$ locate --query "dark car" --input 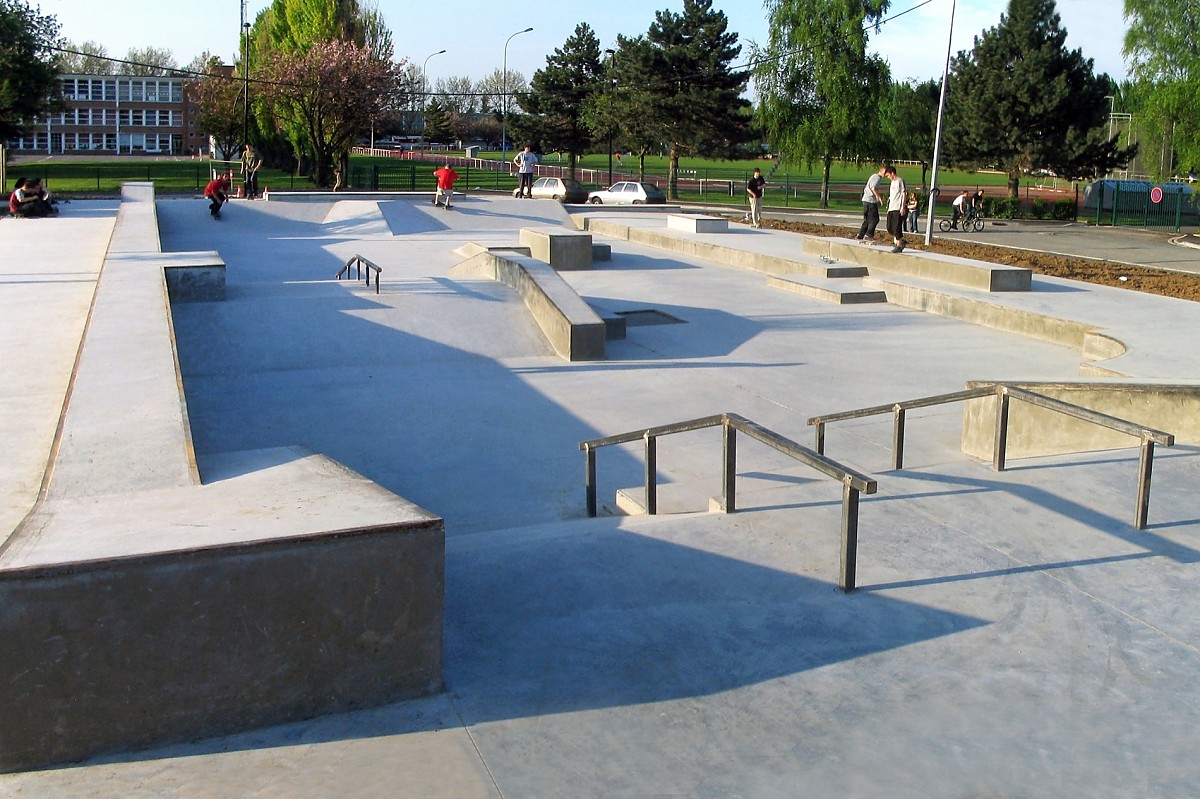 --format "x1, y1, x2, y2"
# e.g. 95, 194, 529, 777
530, 177, 589, 203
